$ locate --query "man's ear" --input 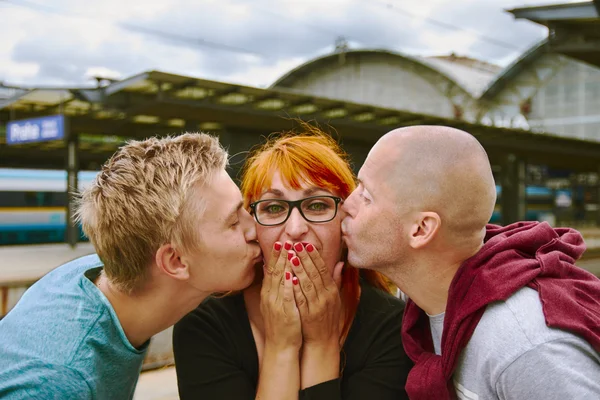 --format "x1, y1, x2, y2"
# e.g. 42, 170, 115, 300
155, 243, 190, 281
408, 212, 441, 249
